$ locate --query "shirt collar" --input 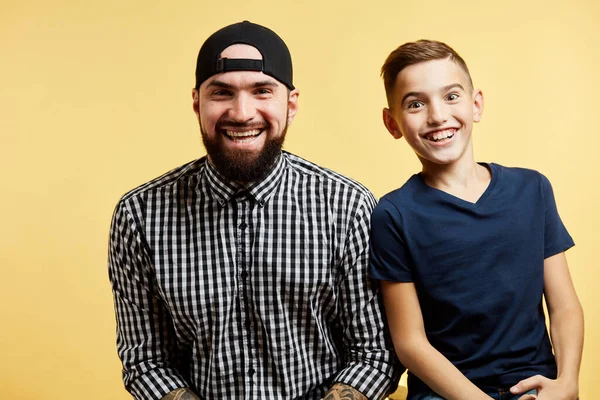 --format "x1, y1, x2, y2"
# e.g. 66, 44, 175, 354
204, 152, 288, 207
